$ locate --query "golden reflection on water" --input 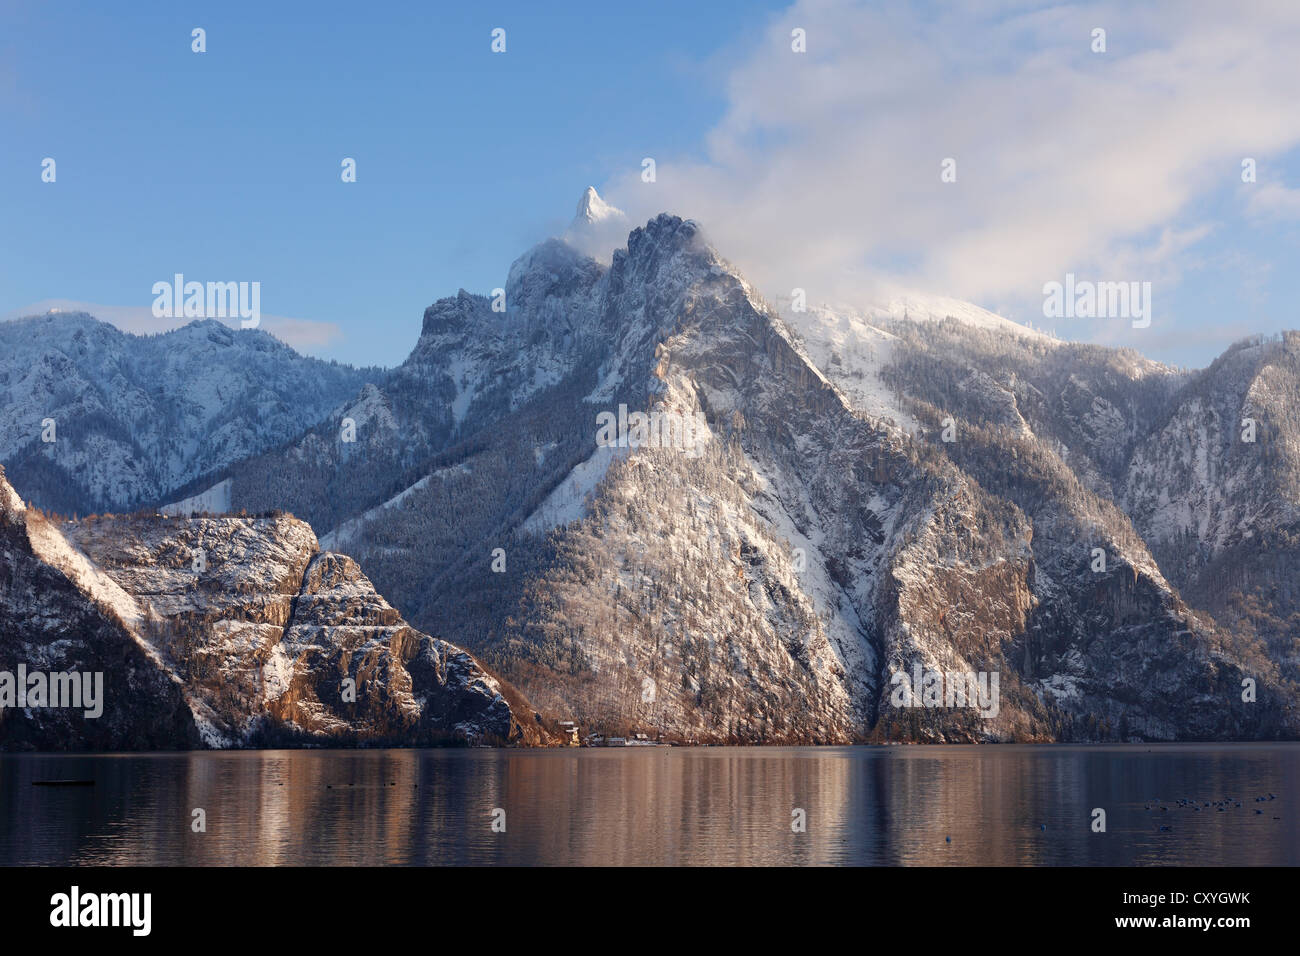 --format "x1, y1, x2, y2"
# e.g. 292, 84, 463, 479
0, 745, 1295, 866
